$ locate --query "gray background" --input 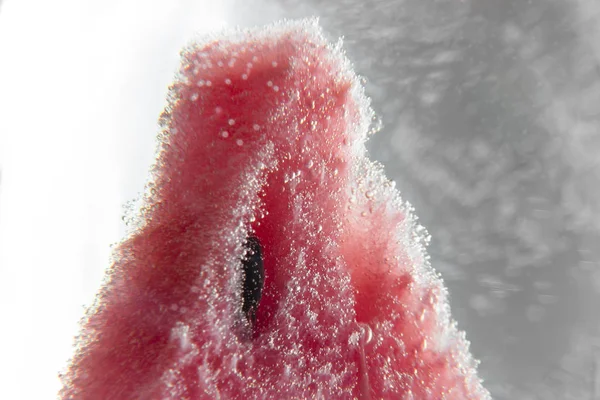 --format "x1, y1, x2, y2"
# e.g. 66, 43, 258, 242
235, 0, 600, 398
